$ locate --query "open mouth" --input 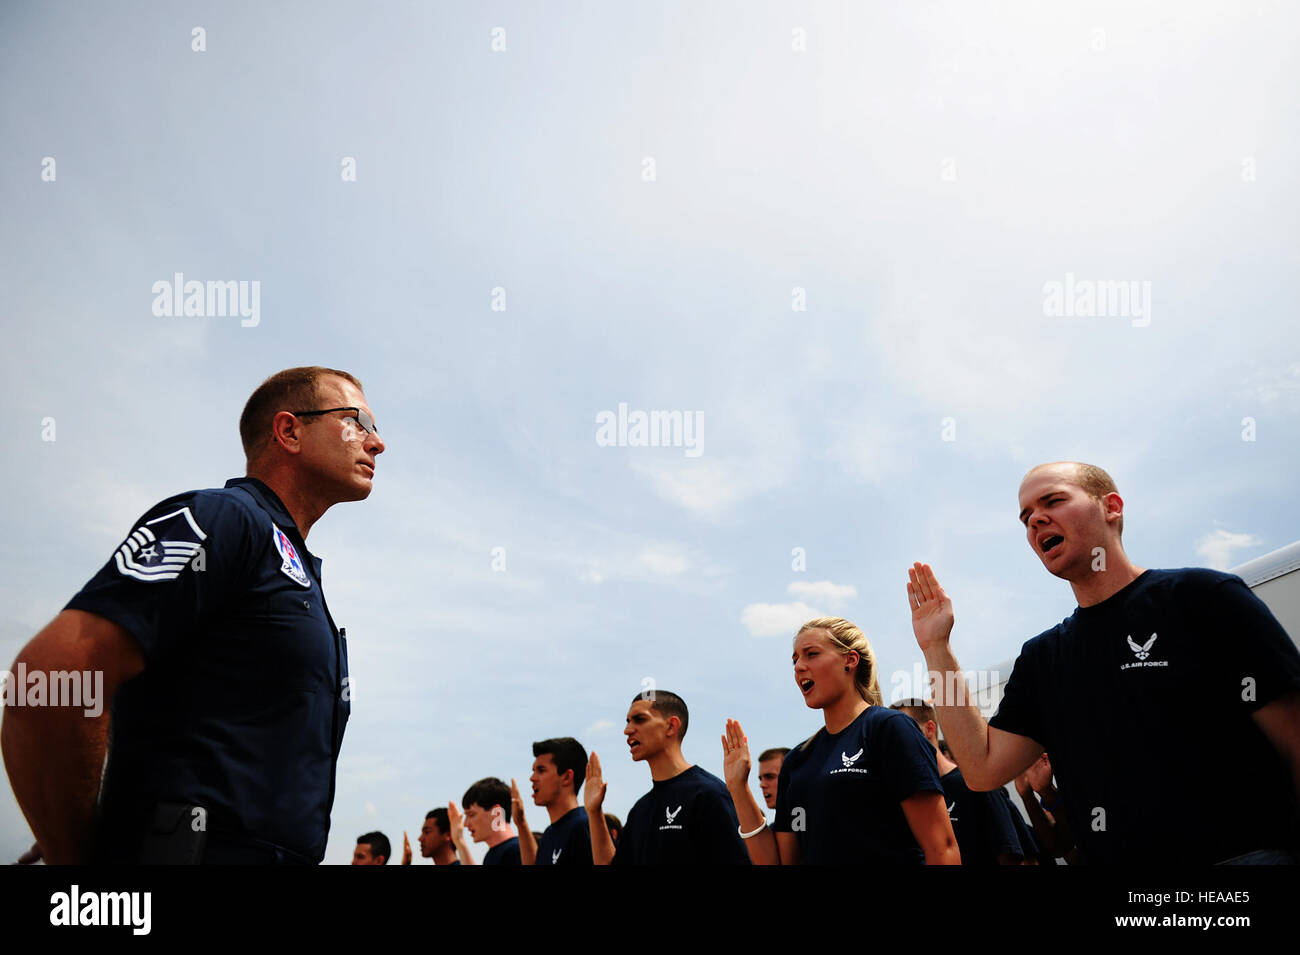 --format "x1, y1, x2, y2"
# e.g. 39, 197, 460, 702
1040, 534, 1064, 556
799, 679, 815, 695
